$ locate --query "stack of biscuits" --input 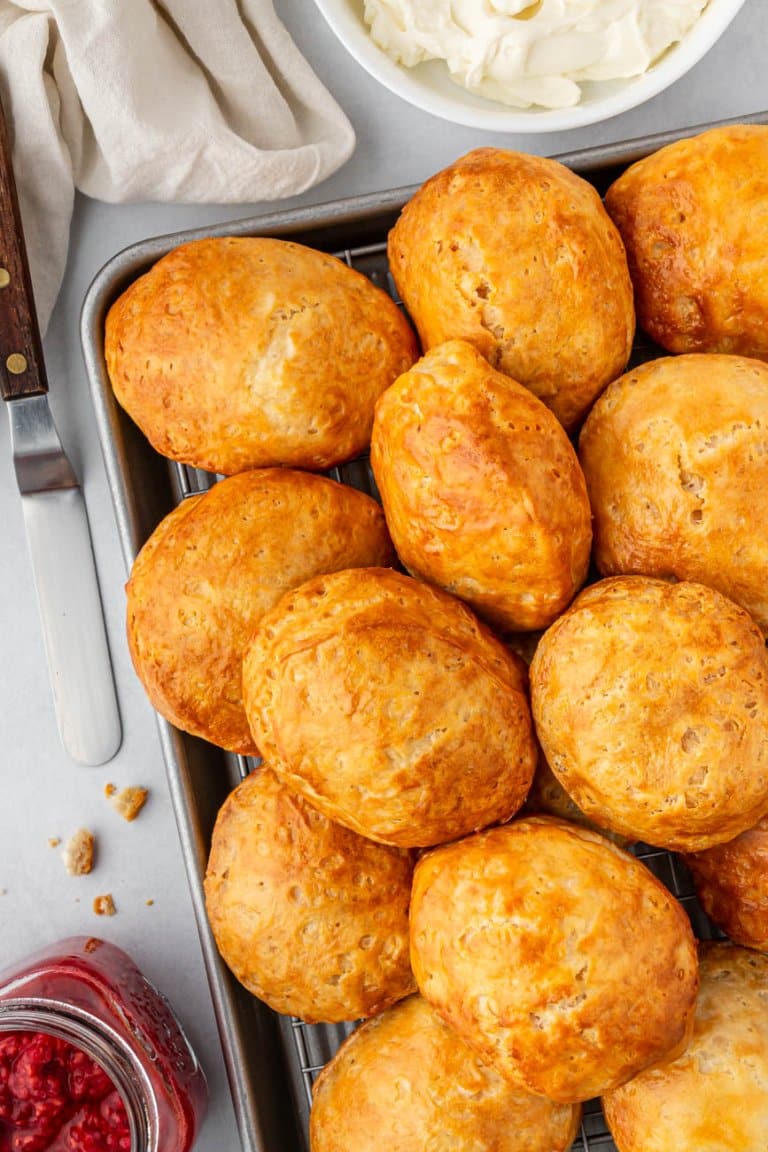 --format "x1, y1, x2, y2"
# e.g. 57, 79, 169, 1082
105, 123, 768, 1152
